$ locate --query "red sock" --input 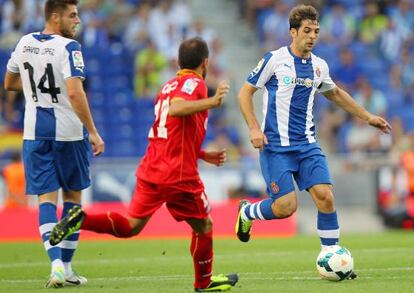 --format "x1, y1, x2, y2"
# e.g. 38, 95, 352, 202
81, 212, 133, 238
191, 231, 213, 289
